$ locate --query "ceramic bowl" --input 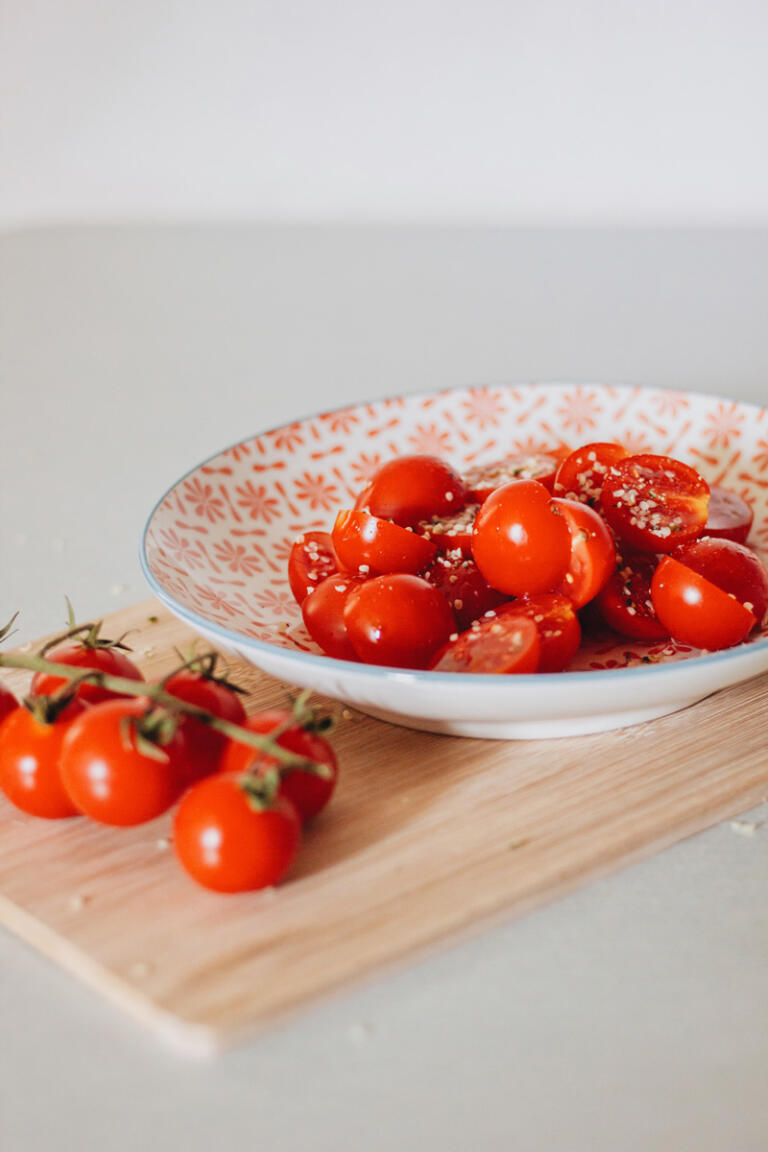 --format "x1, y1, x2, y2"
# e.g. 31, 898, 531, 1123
141, 383, 768, 738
